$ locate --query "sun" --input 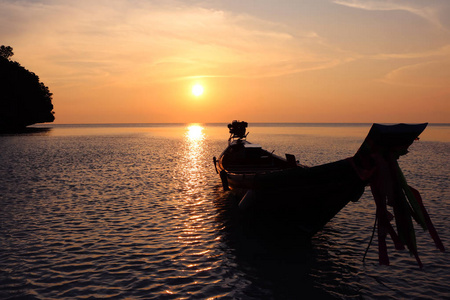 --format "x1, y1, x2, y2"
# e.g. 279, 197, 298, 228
192, 84, 204, 97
